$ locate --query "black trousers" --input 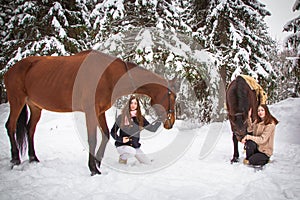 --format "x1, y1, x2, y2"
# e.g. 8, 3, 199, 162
245, 140, 269, 165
